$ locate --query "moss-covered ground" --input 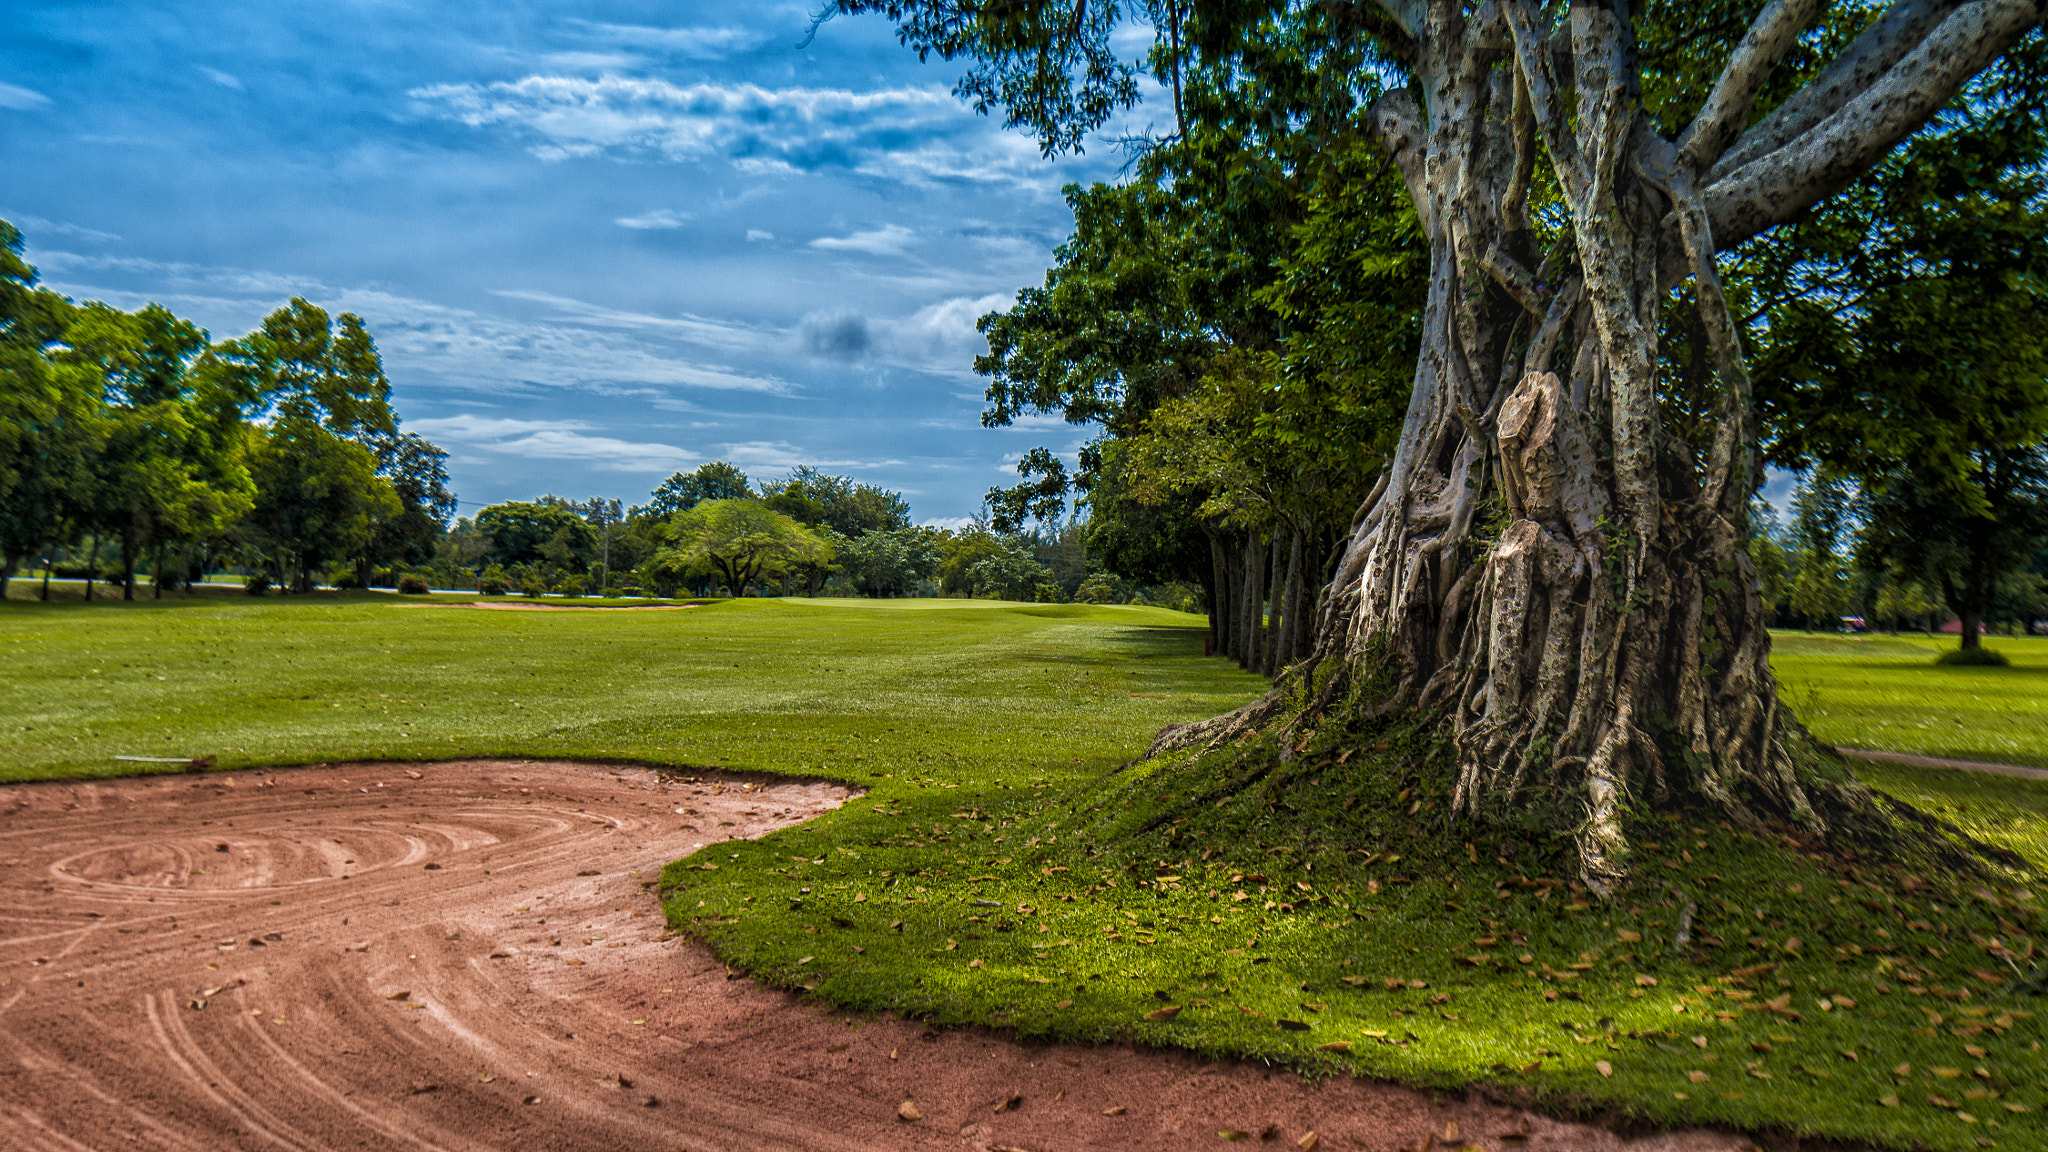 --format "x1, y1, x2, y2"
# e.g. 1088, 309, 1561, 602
8, 593, 2048, 1149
